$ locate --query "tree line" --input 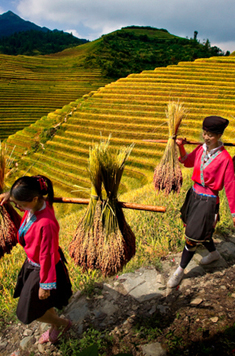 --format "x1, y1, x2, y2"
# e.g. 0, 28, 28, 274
0, 30, 88, 56
84, 30, 229, 79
